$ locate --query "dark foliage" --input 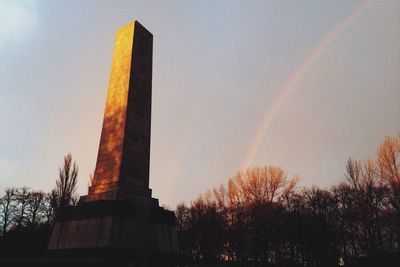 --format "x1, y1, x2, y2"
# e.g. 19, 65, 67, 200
176, 134, 400, 267
0, 153, 78, 258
